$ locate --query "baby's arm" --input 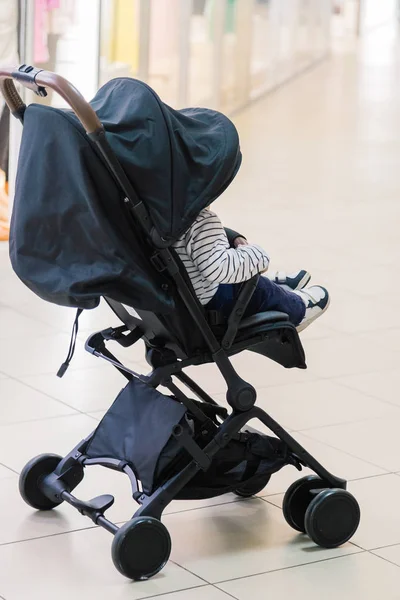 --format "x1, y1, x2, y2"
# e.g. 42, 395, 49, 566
224, 227, 245, 247
186, 210, 269, 284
